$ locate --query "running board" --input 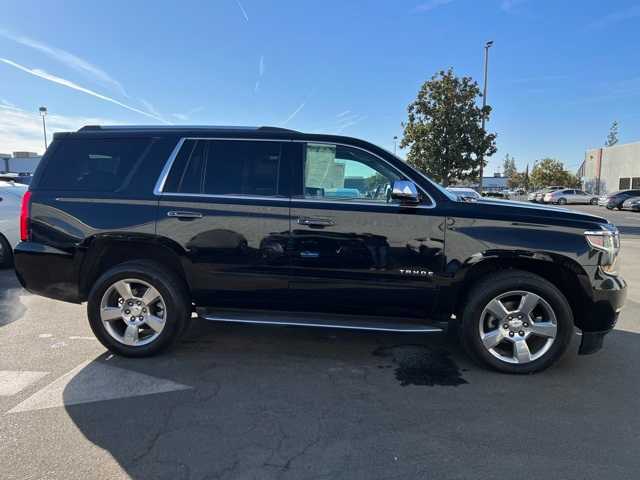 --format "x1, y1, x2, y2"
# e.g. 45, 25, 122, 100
197, 308, 442, 333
